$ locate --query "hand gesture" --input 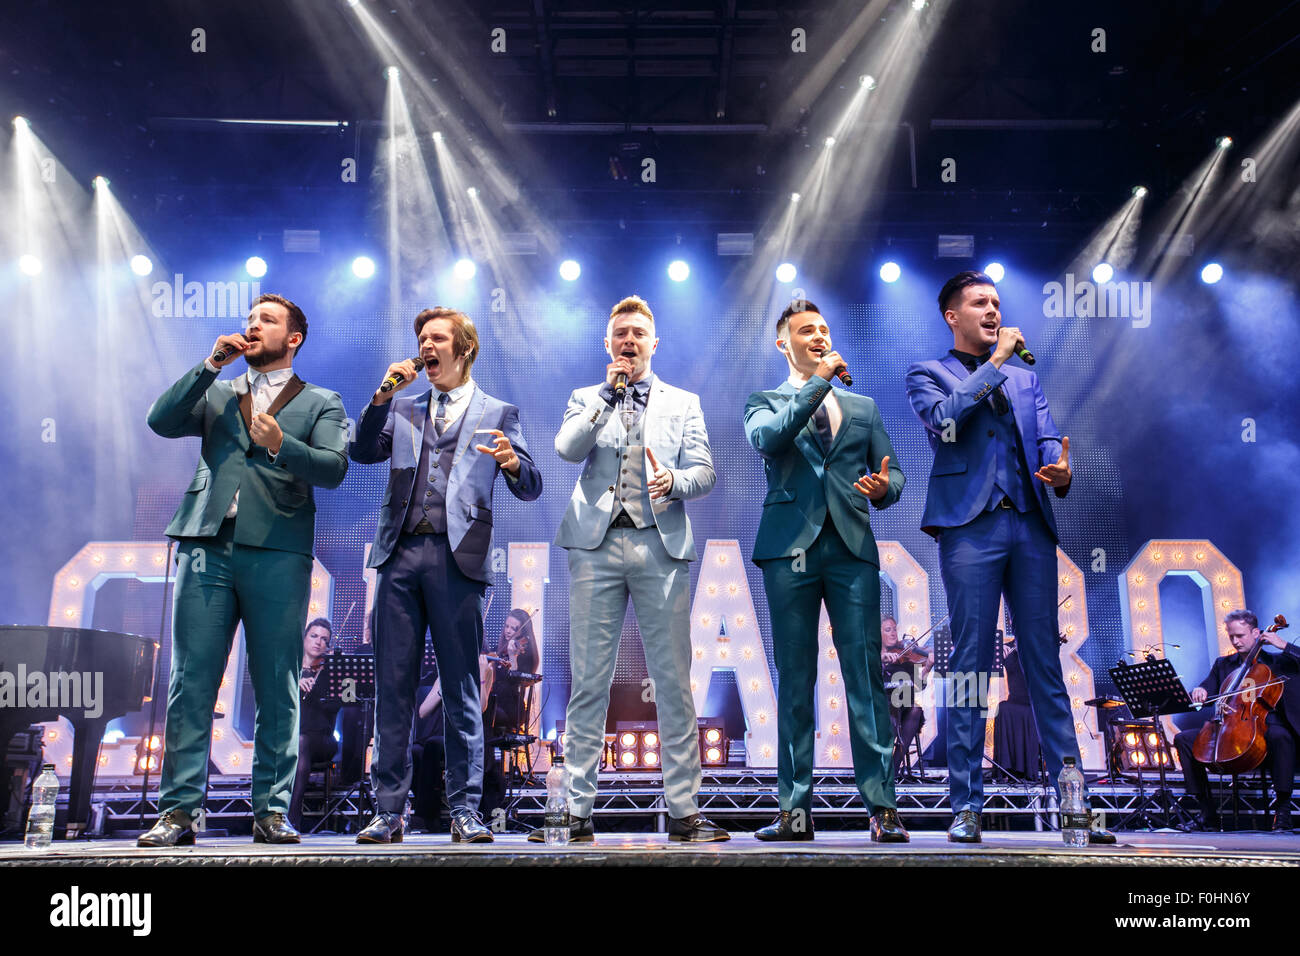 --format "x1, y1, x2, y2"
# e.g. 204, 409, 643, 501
299, 675, 316, 695
474, 429, 520, 474
210, 333, 249, 368
250, 412, 283, 454
1034, 436, 1071, 488
1192, 687, 1208, 705
853, 455, 891, 501
646, 448, 675, 500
